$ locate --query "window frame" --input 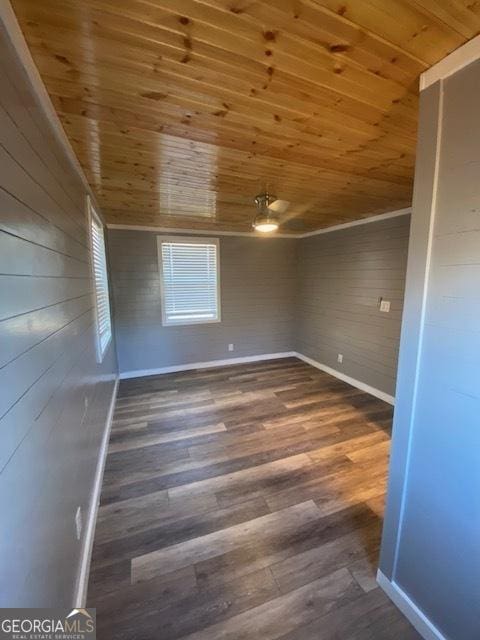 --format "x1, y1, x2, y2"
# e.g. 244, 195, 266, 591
157, 235, 222, 327
87, 196, 113, 362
